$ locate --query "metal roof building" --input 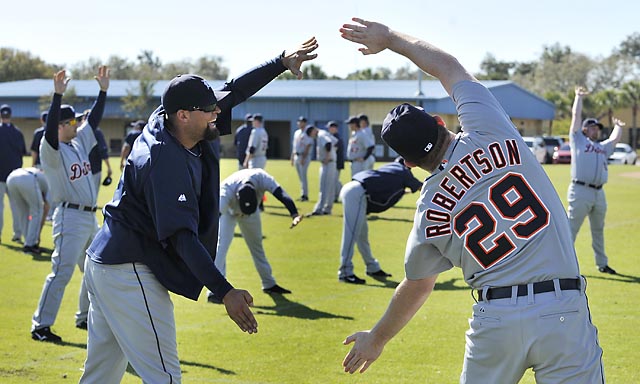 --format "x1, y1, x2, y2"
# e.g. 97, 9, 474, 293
0, 79, 555, 160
